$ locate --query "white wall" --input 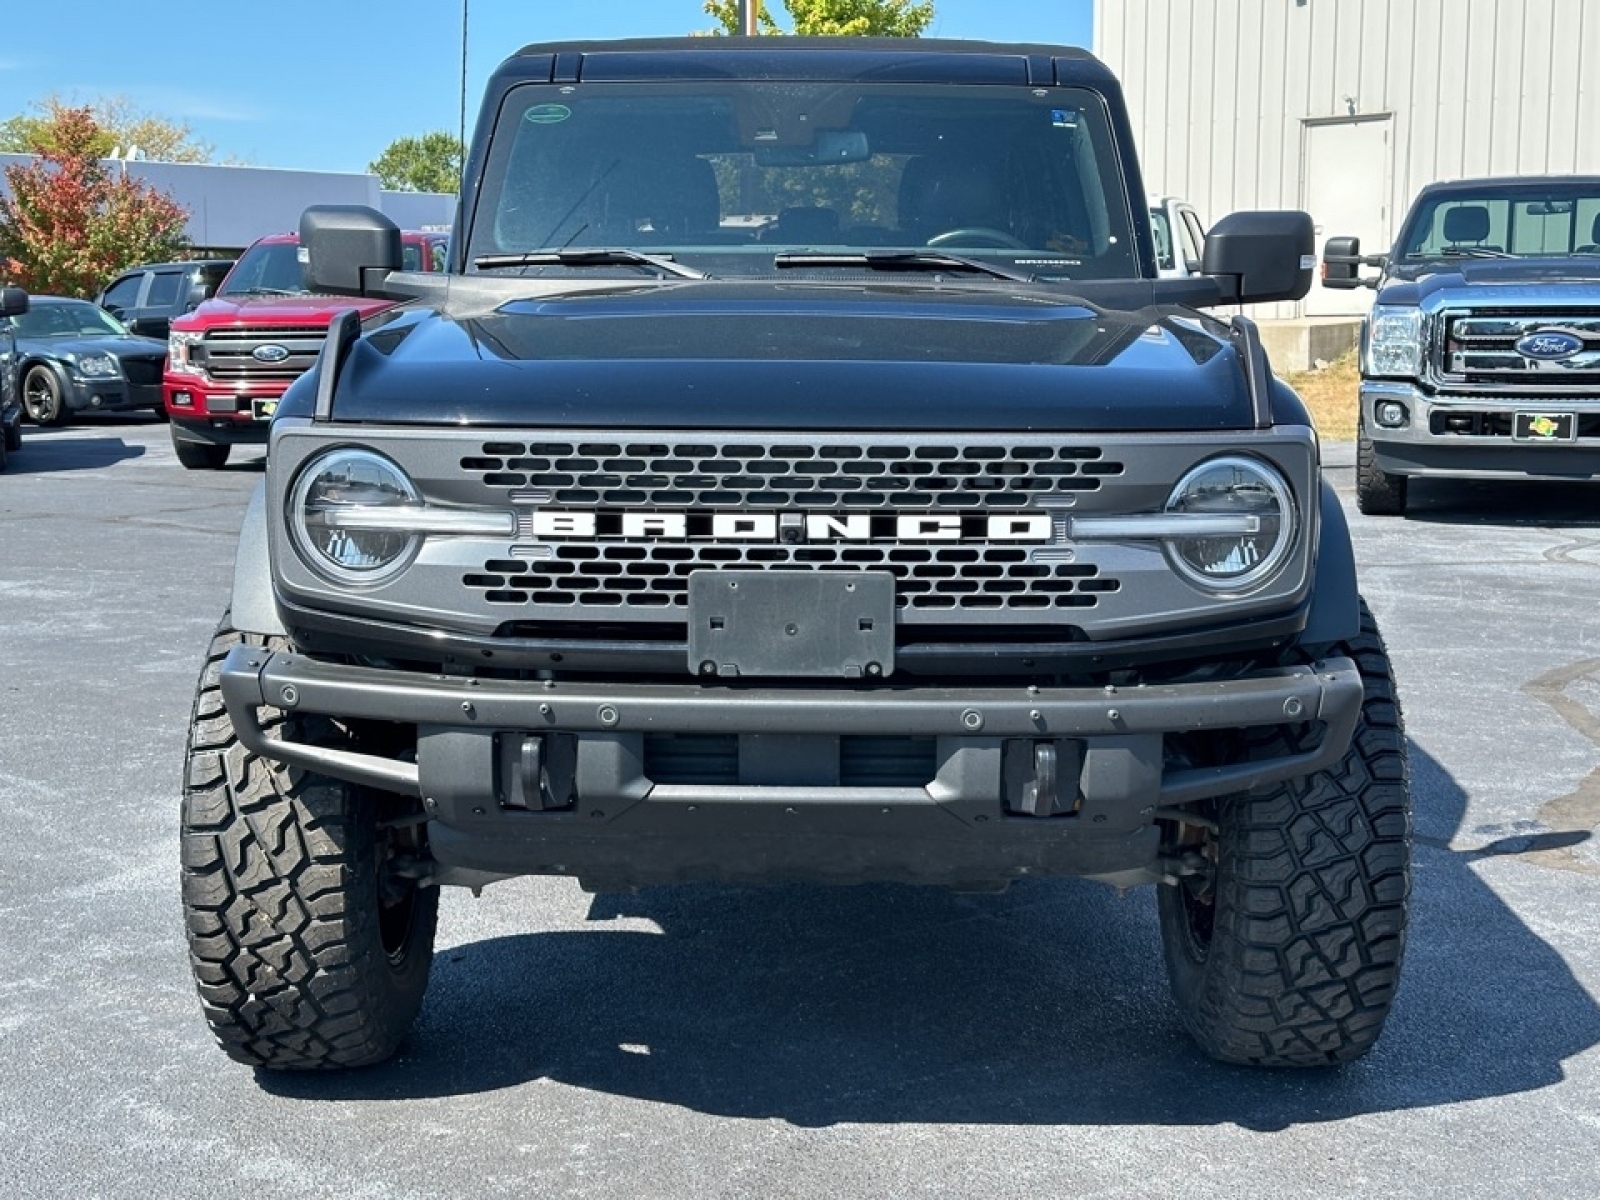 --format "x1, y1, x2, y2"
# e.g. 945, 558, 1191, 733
1096, 0, 1600, 317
